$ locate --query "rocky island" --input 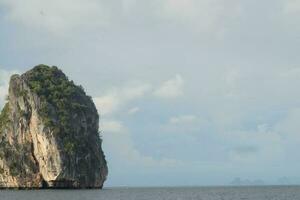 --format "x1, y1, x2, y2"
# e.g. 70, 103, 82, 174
0, 65, 108, 189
